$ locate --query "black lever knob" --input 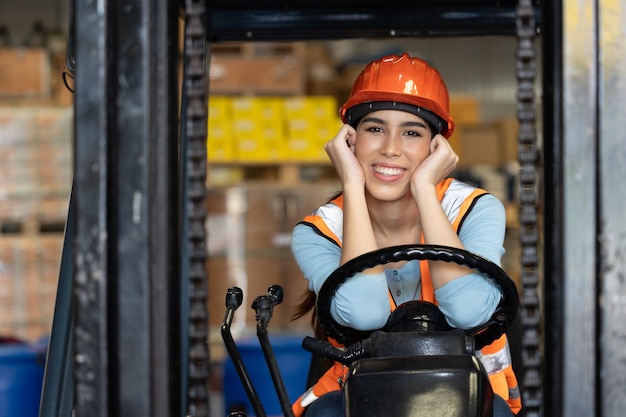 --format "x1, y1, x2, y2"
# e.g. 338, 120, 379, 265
267, 285, 283, 305
226, 286, 243, 310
